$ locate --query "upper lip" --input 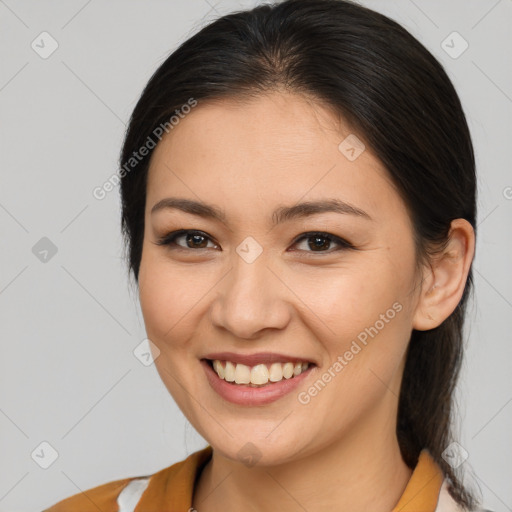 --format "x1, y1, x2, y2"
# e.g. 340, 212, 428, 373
201, 352, 316, 367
